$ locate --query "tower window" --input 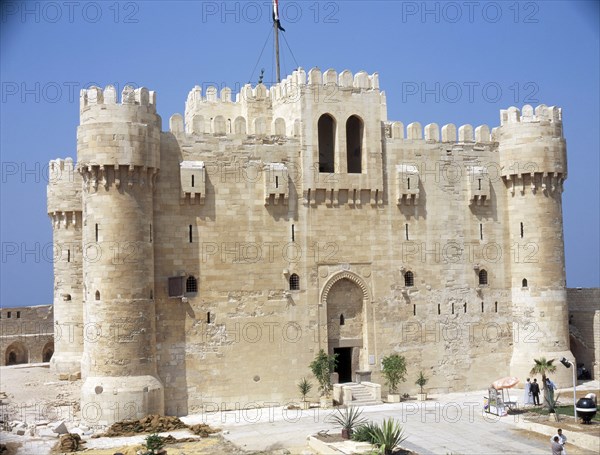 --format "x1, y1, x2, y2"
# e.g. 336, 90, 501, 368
404, 271, 414, 287
67, 249, 71, 263
191, 175, 195, 187
65, 294, 71, 301
189, 225, 193, 243
520, 222, 524, 238
405, 224, 409, 241
186, 276, 198, 293
207, 311, 212, 324
481, 301, 484, 312
291, 224, 295, 242
289, 273, 300, 290
437, 304, 441, 315
346, 115, 363, 173
95, 223, 99, 242
16, 311, 21, 319
478, 179, 482, 191
275, 176, 279, 188
340, 314, 345, 325
463, 302, 467, 313
522, 278, 528, 288
494, 301, 498, 313
95, 290, 100, 301
478, 269, 488, 286
479, 223, 483, 240
318, 114, 335, 173
413, 304, 416, 316
451, 303, 454, 315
